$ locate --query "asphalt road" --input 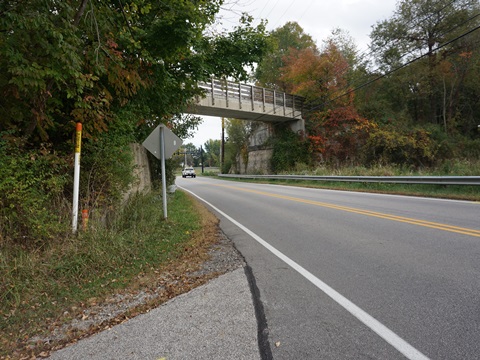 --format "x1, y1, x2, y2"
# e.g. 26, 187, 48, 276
177, 176, 480, 360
